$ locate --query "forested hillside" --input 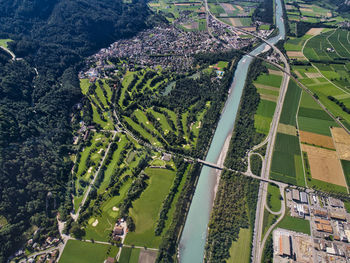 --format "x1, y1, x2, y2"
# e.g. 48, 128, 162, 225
0, 0, 157, 261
